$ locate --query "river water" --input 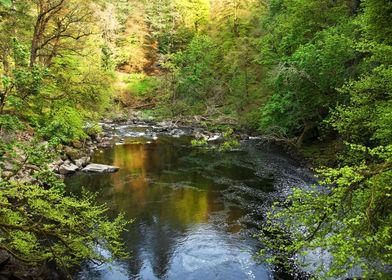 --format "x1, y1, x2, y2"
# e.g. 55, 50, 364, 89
65, 124, 314, 280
